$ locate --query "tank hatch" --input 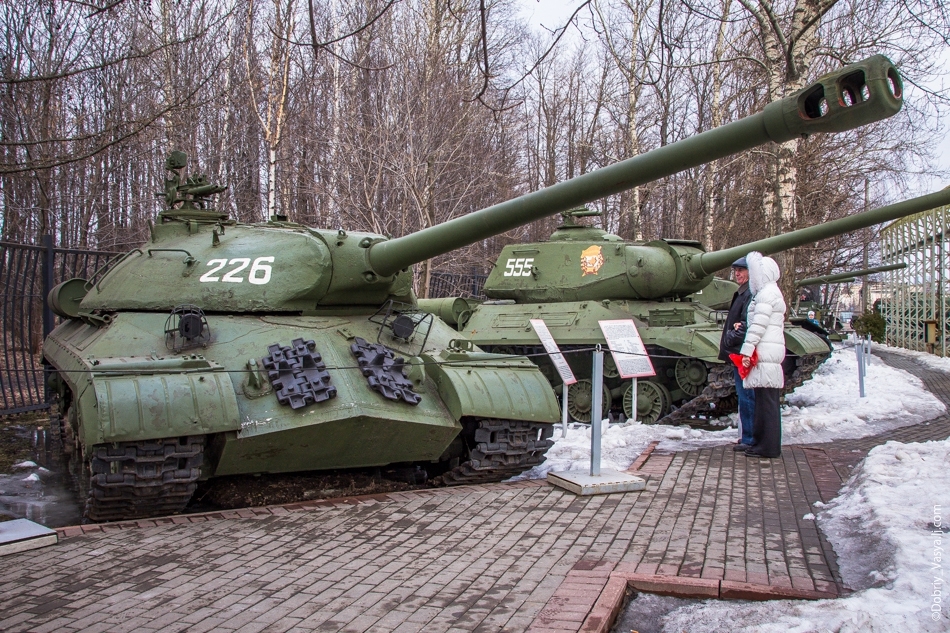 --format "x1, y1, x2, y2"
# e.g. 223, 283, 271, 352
548, 208, 623, 242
